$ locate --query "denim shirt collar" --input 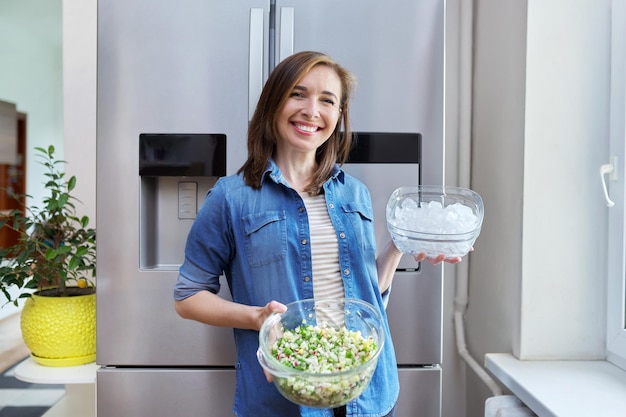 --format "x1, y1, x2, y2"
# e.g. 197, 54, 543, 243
262, 158, 345, 187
